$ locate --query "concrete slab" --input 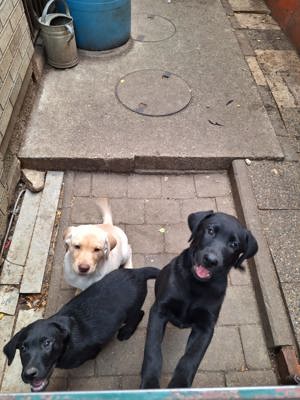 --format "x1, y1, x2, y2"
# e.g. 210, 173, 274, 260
235, 14, 280, 30
20, 171, 63, 293
19, 0, 282, 170
0, 285, 19, 315
228, 0, 270, 13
